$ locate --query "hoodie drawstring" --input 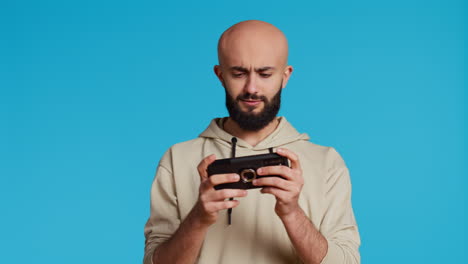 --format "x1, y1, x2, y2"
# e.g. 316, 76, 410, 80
231, 137, 237, 158
228, 137, 237, 225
